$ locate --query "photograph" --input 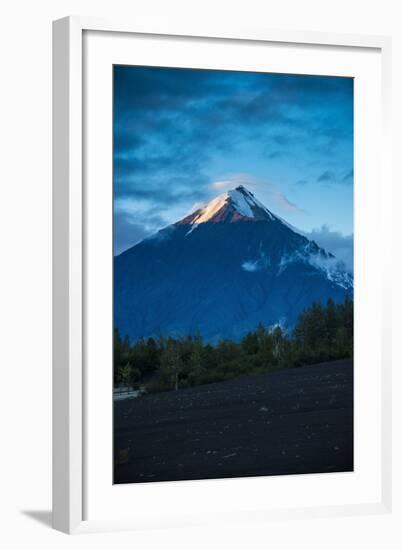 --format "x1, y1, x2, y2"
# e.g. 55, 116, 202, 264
112, 65, 354, 484
0, 1, 394, 543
